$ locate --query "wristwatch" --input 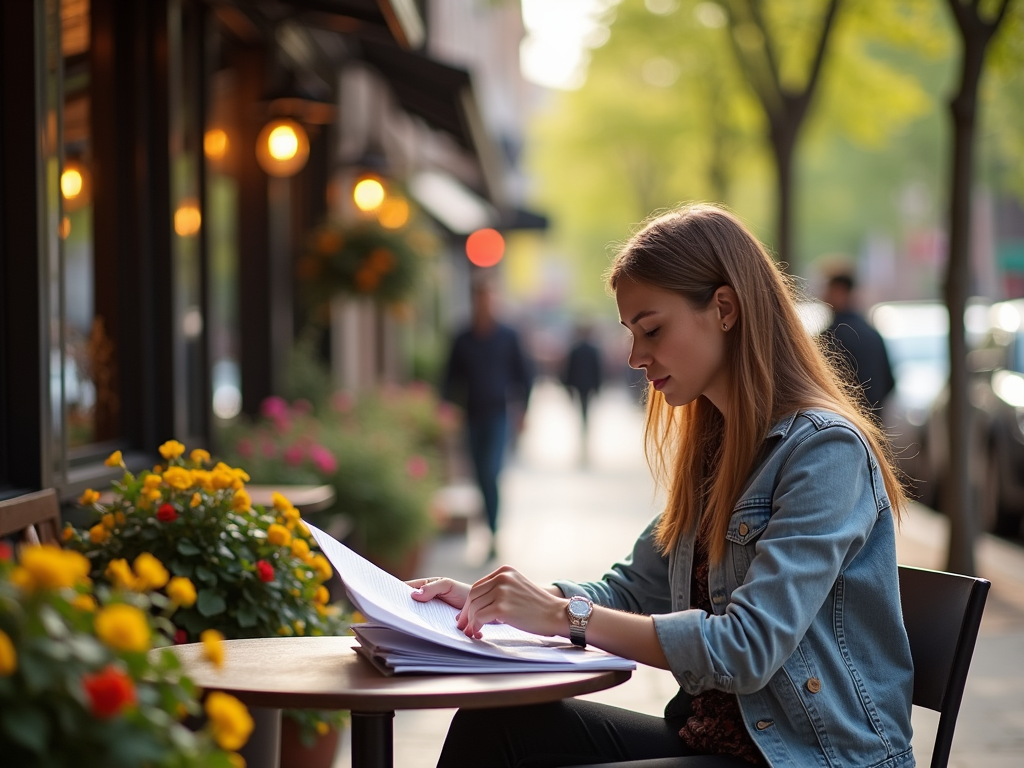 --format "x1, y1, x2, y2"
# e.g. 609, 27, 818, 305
566, 595, 594, 648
